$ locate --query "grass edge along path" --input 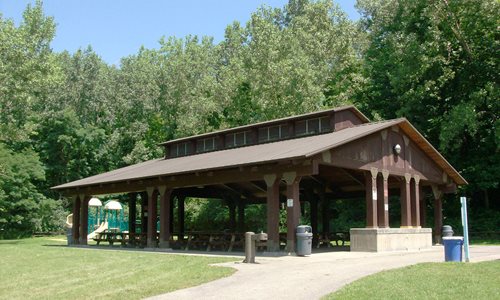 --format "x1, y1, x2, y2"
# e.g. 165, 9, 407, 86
0, 237, 237, 300
324, 260, 500, 300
